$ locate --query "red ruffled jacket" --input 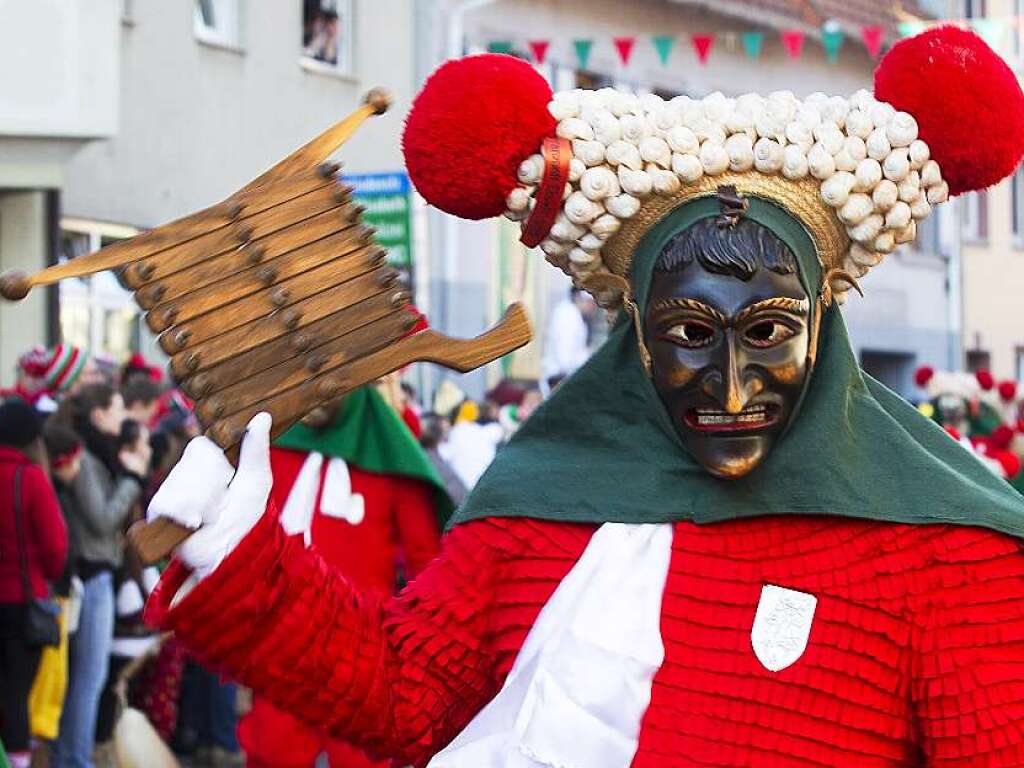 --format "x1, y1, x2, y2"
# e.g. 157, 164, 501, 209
149, 506, 1024, 767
